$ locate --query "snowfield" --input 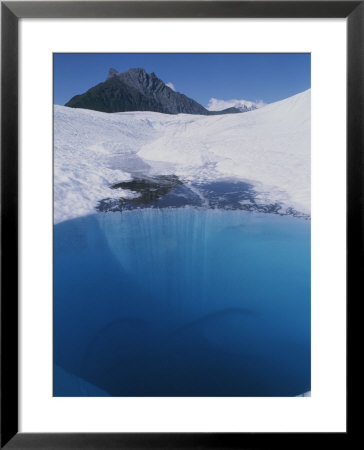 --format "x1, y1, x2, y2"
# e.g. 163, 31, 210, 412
54, 89, 310, 224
